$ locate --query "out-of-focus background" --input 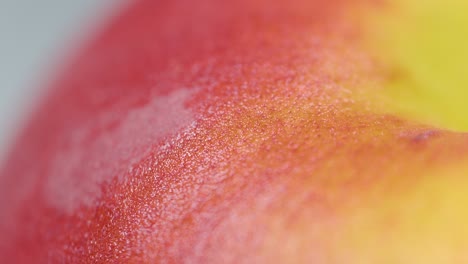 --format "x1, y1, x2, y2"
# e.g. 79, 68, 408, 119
0, 1, 123, 162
